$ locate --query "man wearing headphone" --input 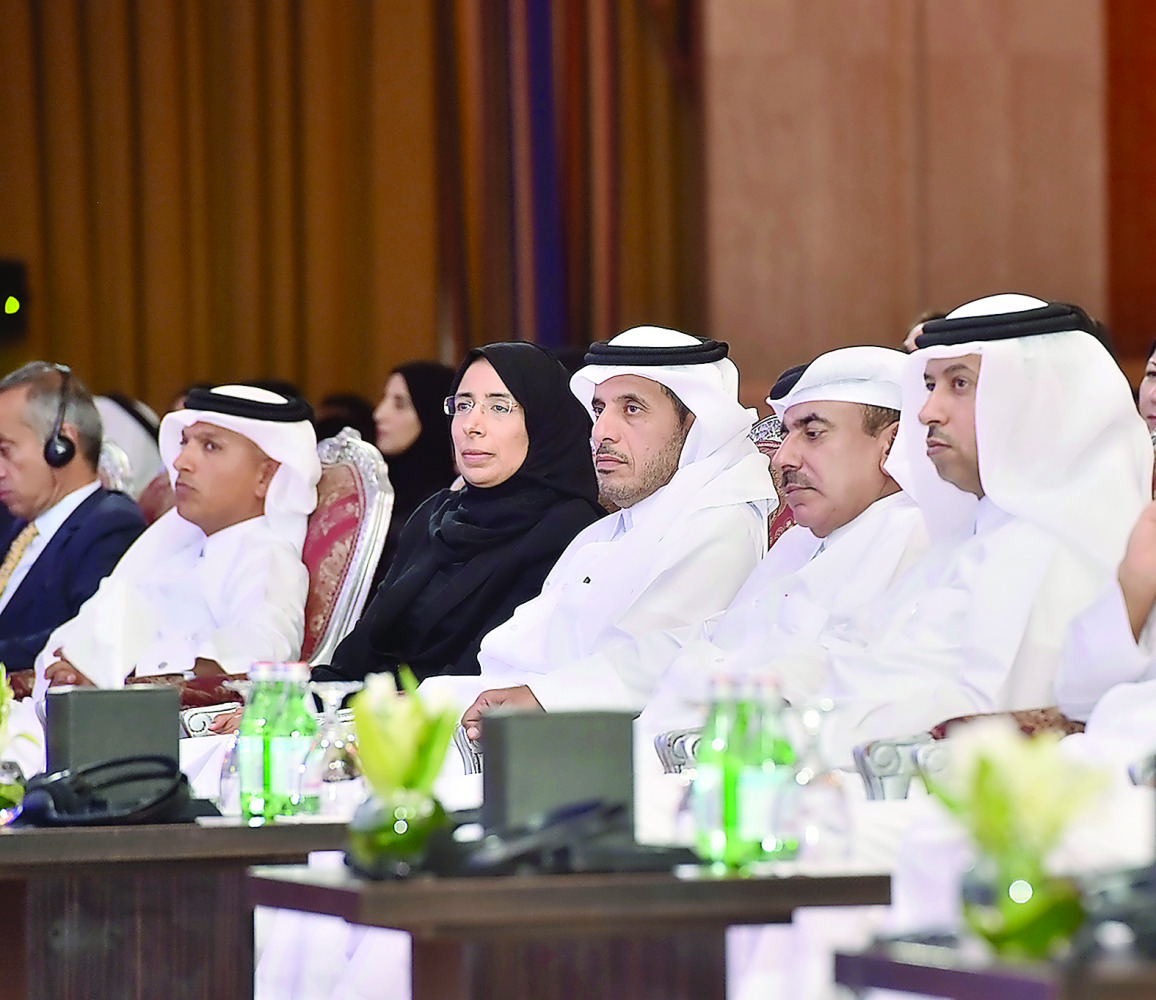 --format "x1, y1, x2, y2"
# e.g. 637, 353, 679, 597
0, 361, 145, 671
